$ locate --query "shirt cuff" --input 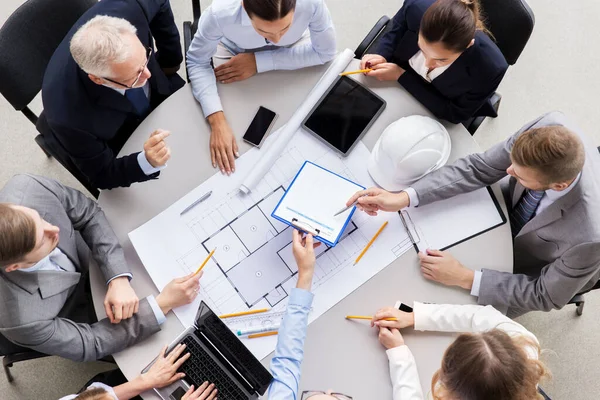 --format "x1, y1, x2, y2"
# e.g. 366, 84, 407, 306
254, 51, 275, 73
137, 151, 166, 176
106, 273, 132, 285
470, 270, 483, 297
146, 295, 167, 325
385, 344, 413, 362
404, 187, 419, 208
288, 287, 314, 308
